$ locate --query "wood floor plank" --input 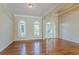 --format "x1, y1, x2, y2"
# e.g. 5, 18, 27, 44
0, 39, 79, 55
